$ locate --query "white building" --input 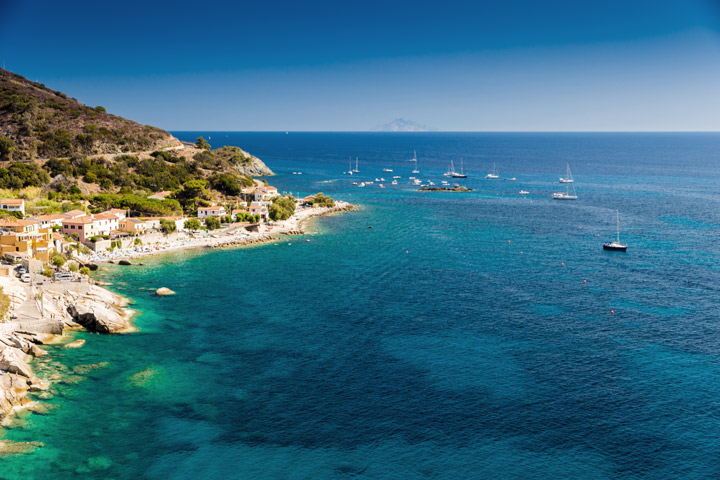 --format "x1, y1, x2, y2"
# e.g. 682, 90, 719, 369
254, 186, 279, 201
0, 199, 25, 216
198, 205, 226, 219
